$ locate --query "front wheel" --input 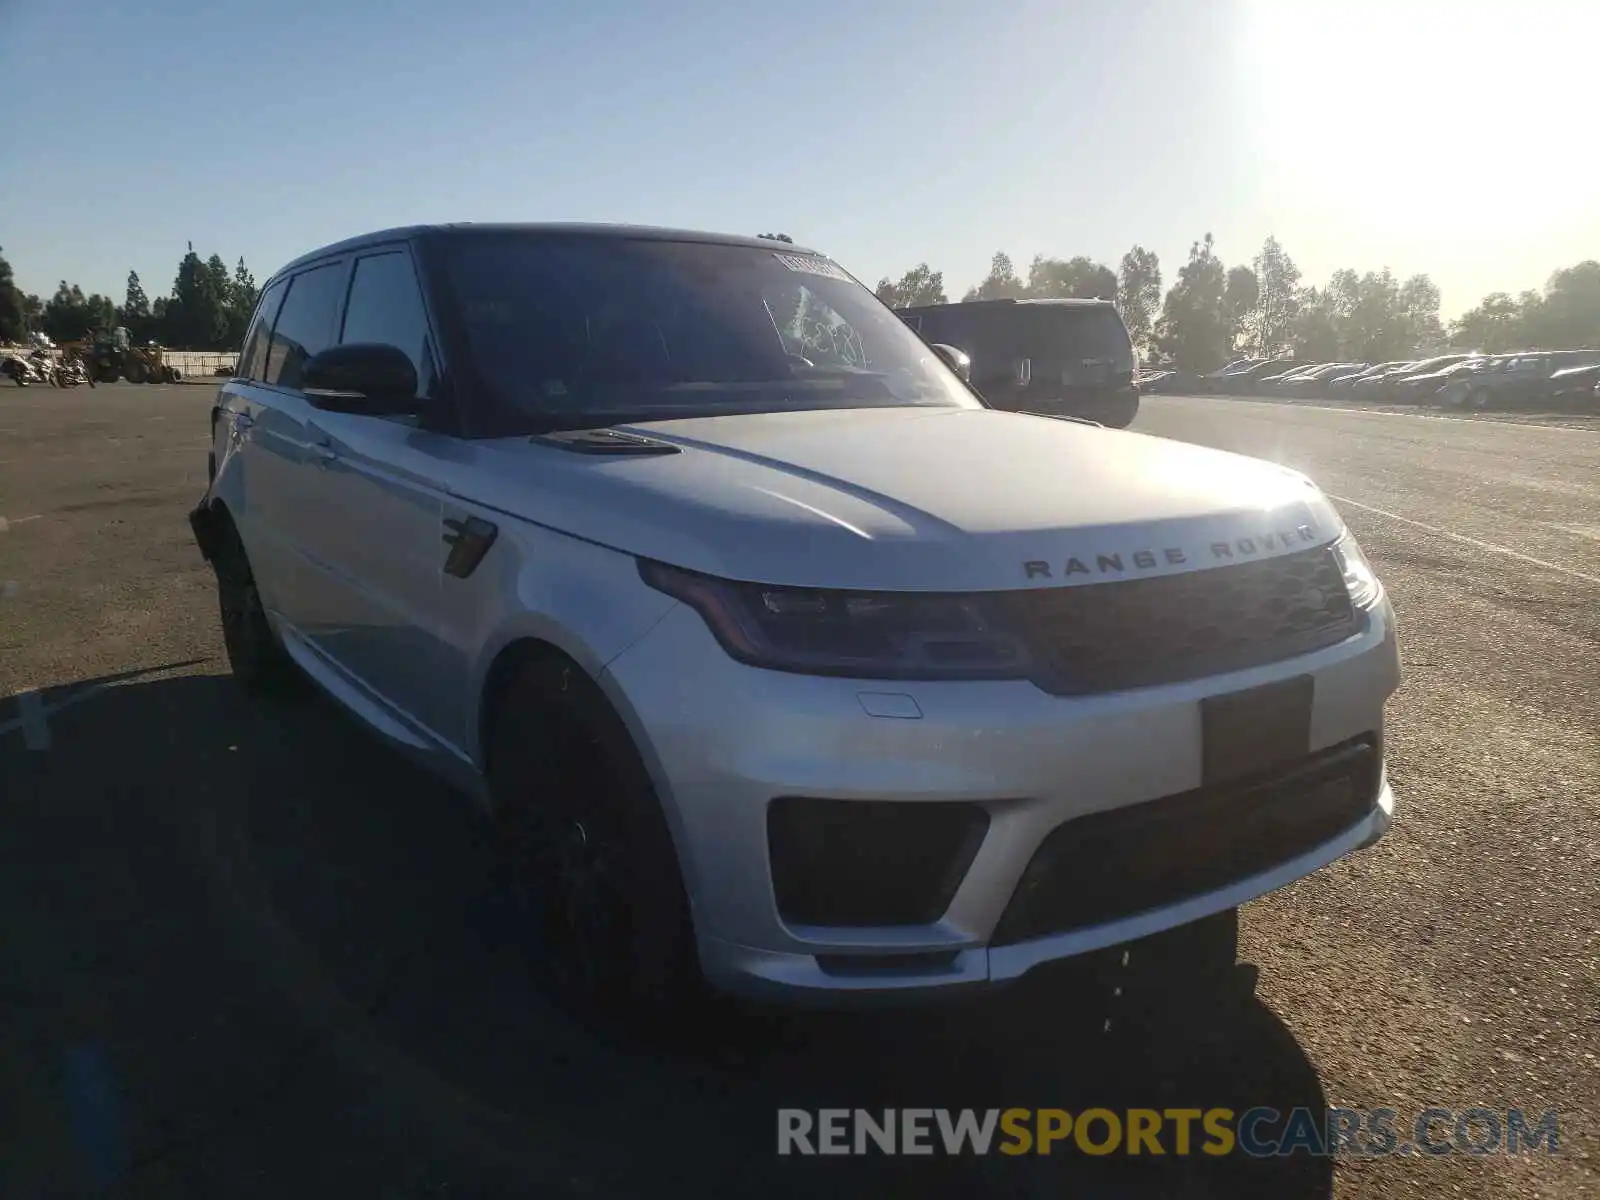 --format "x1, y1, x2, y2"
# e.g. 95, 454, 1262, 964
490, 656, 699, 1024
1103, 907, 1247, 1041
